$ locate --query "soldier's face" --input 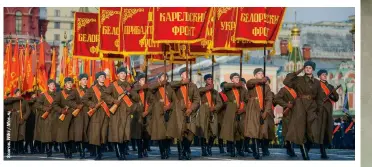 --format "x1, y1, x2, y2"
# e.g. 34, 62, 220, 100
205, 78, 213, 85
159, 75, 168, 82
80, 78, 88, 86
65, 82, 73, 89
255, 71, 264, 79
304, 66, 313, 74
139, 78, 145, 85
15, 92, 21, 97
181, 72, 187, 80
48, 83, 56, 91
232, 76, 240, 83
98, 75, 106, 83
117, 72, 126, 80
319, 73, 327, 81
